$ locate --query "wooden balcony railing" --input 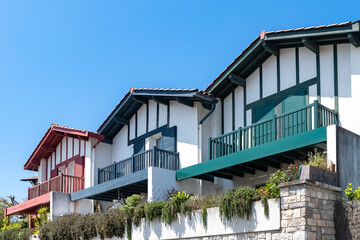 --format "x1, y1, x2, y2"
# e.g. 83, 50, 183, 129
98, 146, 180, 184
209, 100, 338, 160
28, 174, 84, 200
